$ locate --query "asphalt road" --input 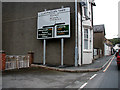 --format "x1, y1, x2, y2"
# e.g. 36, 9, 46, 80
83, 57, 120, 89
